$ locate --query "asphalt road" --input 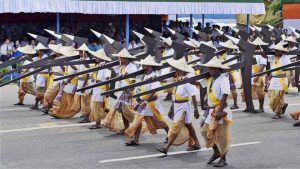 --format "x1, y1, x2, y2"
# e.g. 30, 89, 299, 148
0, 85, 299, 169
